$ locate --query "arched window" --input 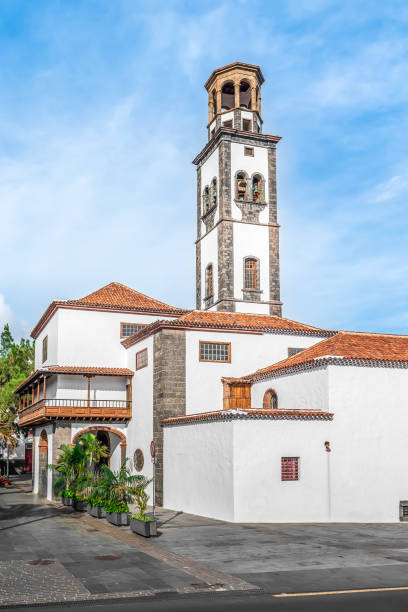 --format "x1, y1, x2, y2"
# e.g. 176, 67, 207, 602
203, 186, 210, 214
244, 257, 259, 290
263, 389, 278, 410
211, 178, 217, 207
205, 264, 213, 298
221, 81, 235, 111
239, 80, 251, 109
212, 89, 217, 118
252, 175, 261, 201
236, 172, 247, 200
